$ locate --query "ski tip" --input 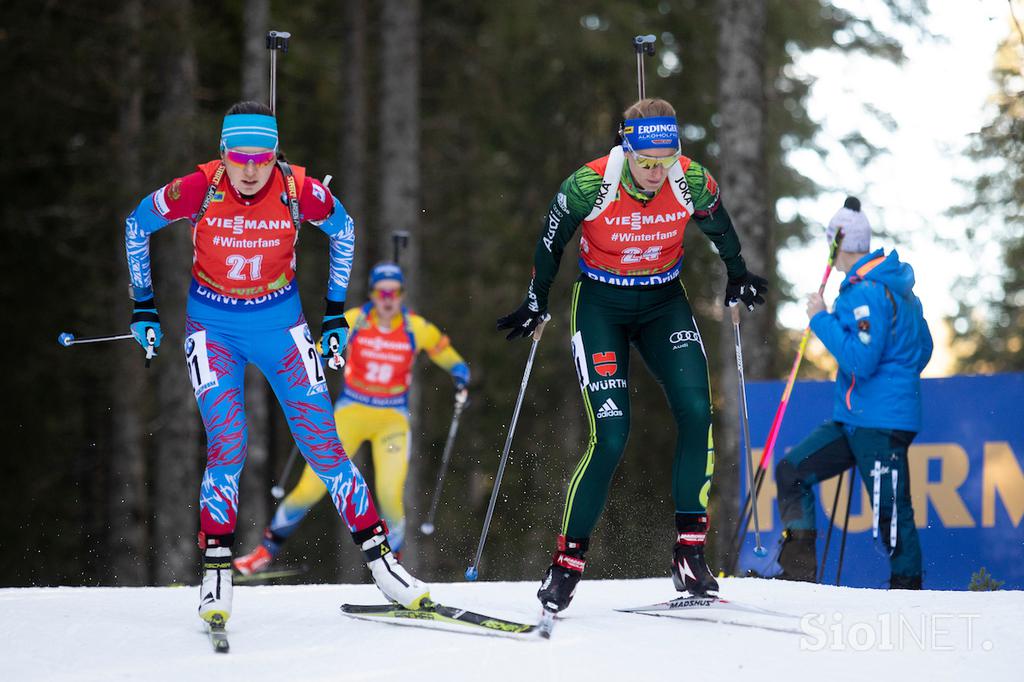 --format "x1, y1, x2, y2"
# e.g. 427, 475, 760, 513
464, 566, 478, 581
